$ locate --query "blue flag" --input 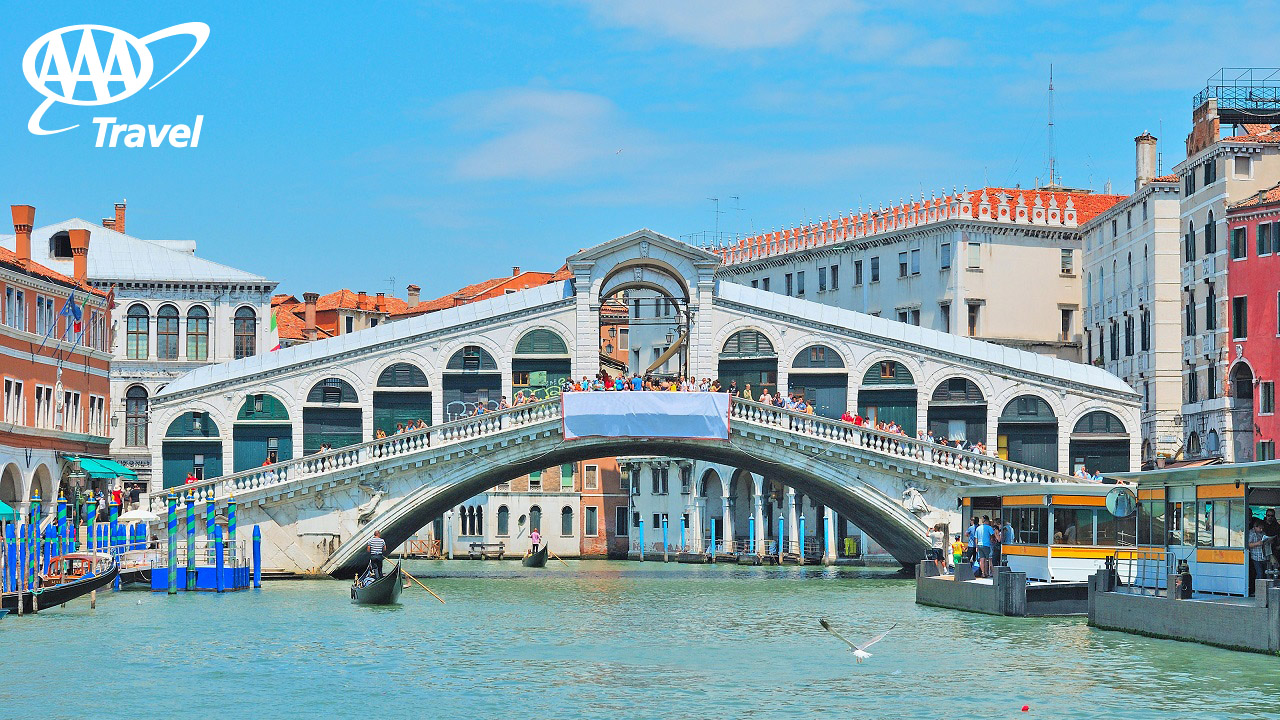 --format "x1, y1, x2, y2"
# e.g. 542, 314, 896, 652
59, 293, 82, 343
